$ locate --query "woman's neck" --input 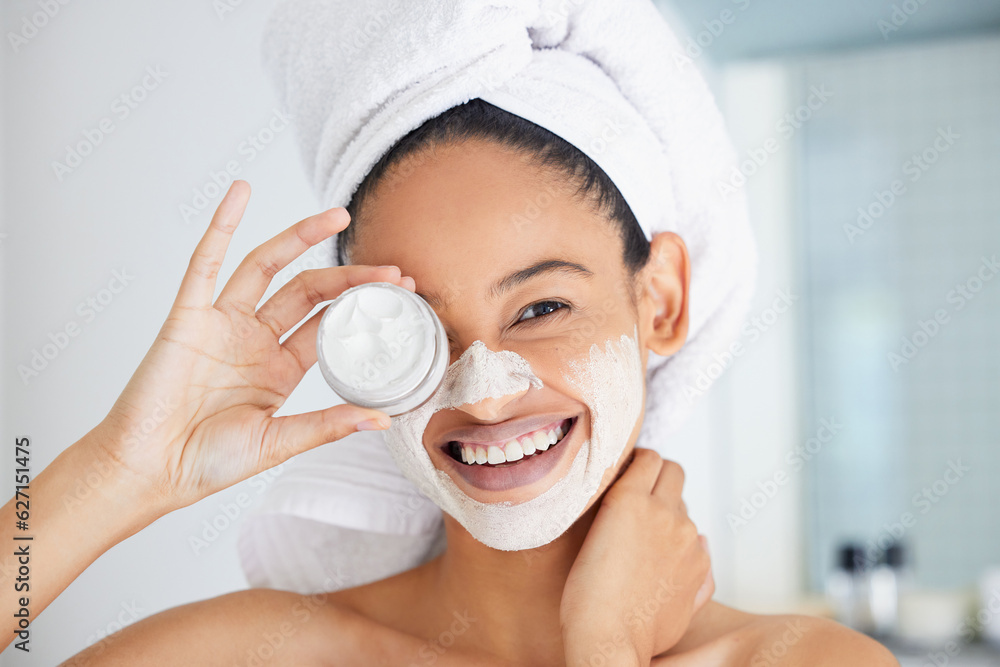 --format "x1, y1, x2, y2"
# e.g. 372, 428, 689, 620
425, 501, 600, 666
